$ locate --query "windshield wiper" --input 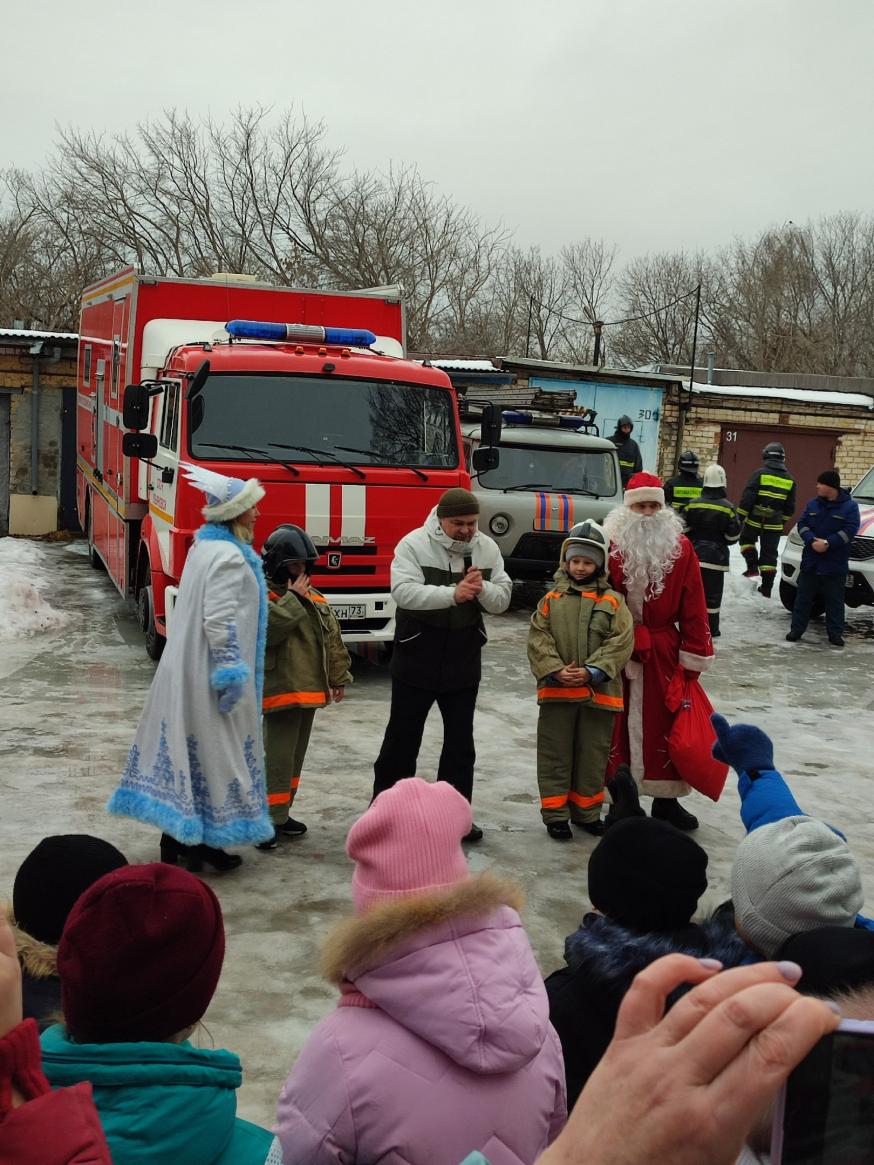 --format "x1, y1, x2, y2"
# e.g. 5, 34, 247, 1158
502, 483, 553, 492
501, 482, 600, 497
269, 443, 366, 481
198, 443, 300, 476
333, 445, 429, 482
